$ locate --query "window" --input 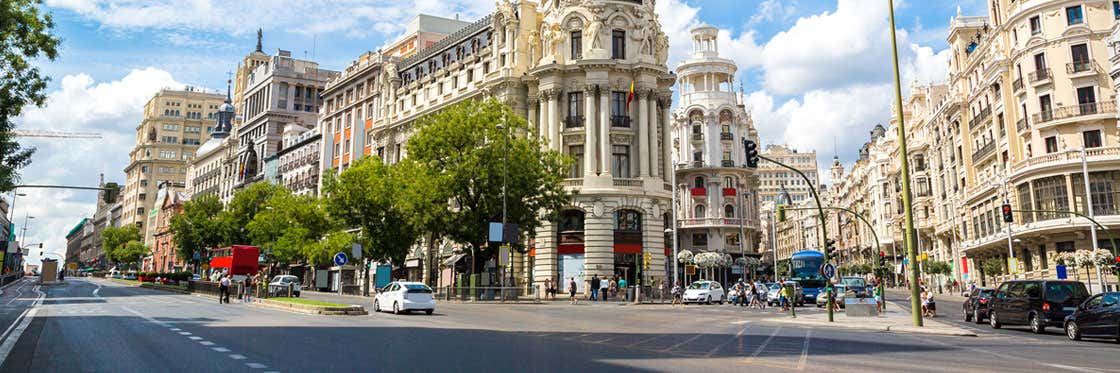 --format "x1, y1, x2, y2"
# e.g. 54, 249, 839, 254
570, 31, 582, 59
614, 210, 641, 231
1038, 94, 1052, 121
1066, 6, 1083, 25
724, 205, 735, 218
568, 145, 583, 178
611, 30, 625, 59
1070, 44, 1090, 73
694, 205, 705, 219
1083, 130, 1102, 148
1038, 244, 1048, 269
611, 145, 630, 177
692, 233, 708, 246
611, 92, 626, 115
1115, 1, 1120, 19
567, 92, 583, 123
1033, 175, 1069, 220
